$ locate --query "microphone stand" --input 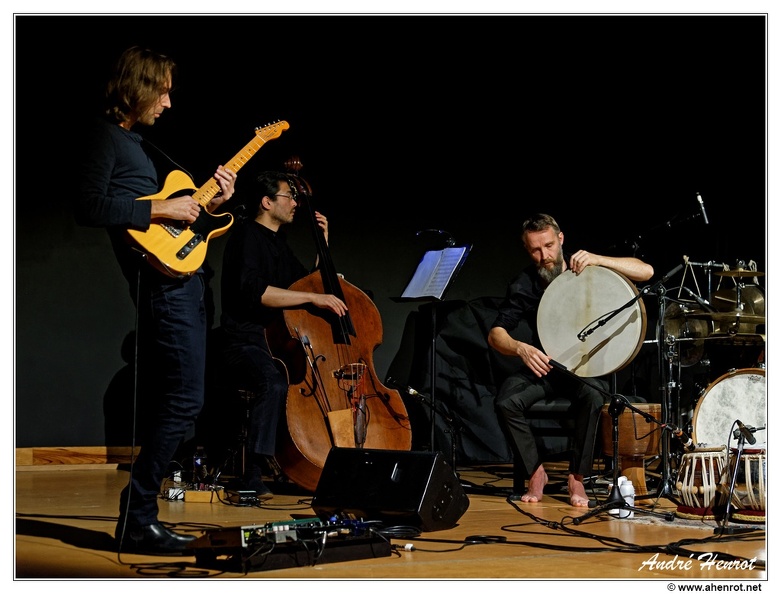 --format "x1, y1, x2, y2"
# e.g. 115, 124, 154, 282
577, 263, 686, 505
714, 425, 765, 535
386, 377, 511, 496
386, 378, 463, 471
644, 285, 684, 505
549, 360, 676, 525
